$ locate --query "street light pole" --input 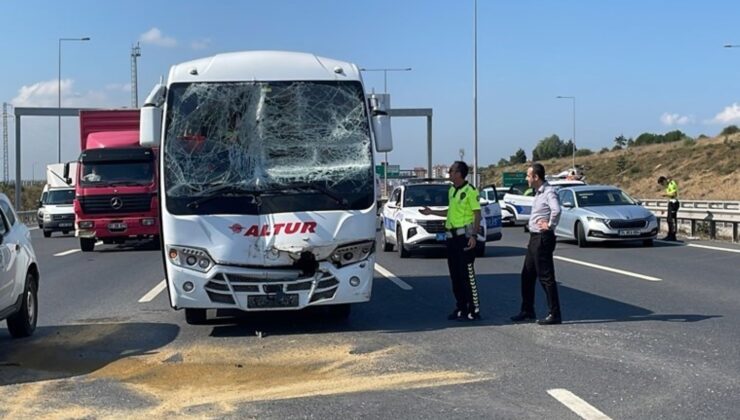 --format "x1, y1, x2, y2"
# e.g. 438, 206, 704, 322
58, 36, 90, 163
473, 0, 478, 187
556, 95, 576, 169
359, 67, 412, 197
